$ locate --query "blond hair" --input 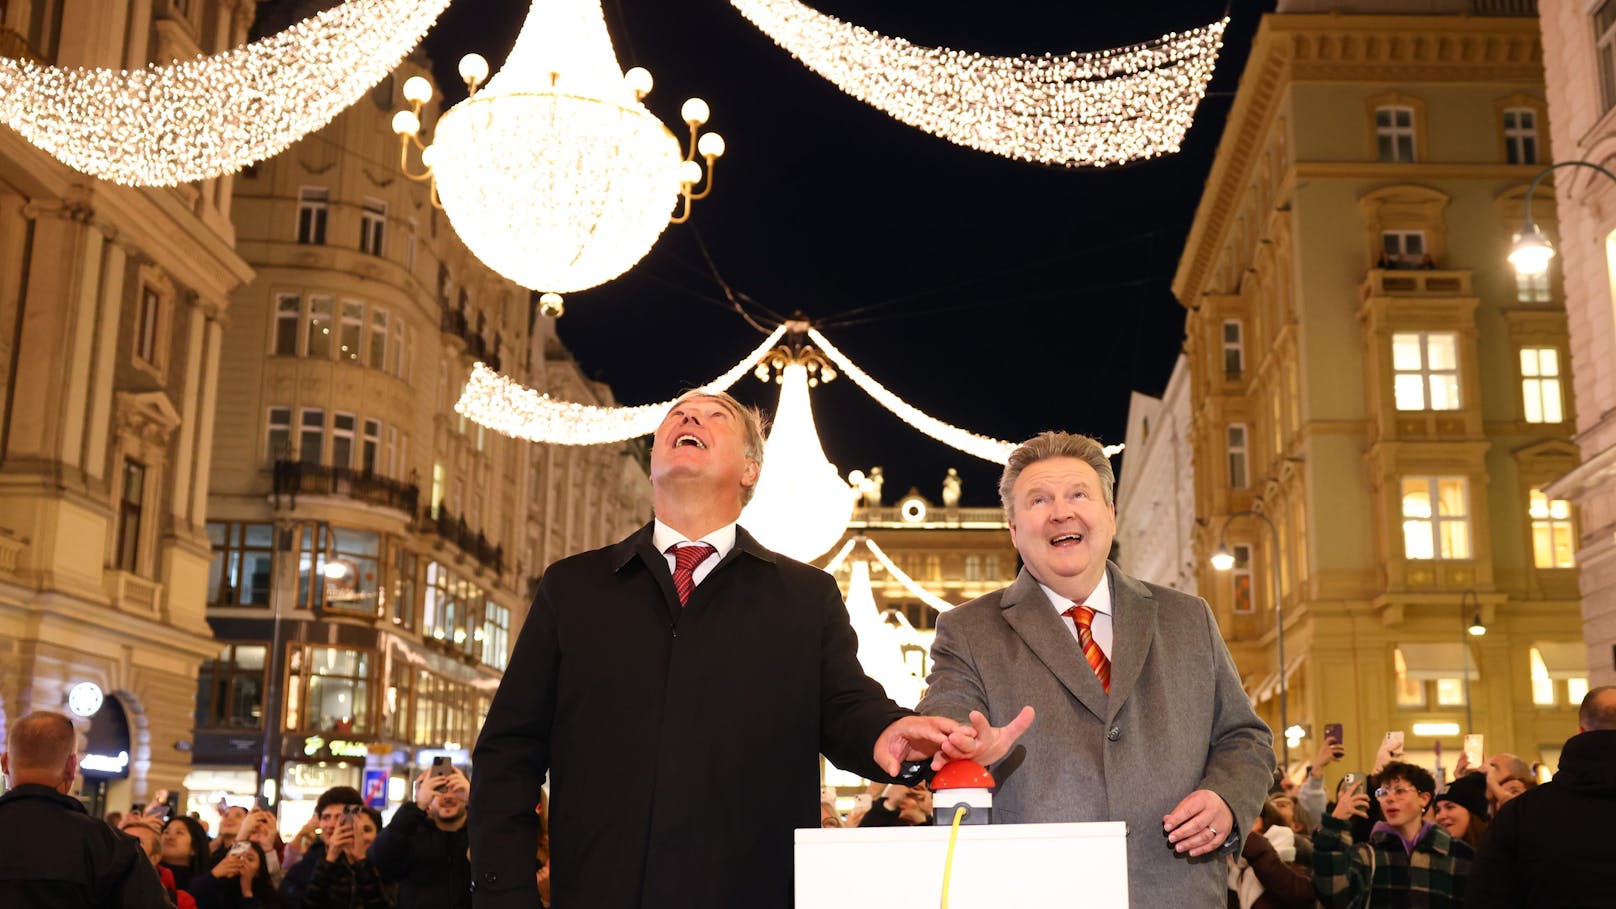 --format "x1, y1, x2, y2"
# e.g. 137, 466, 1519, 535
998, 431, 1116, 517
